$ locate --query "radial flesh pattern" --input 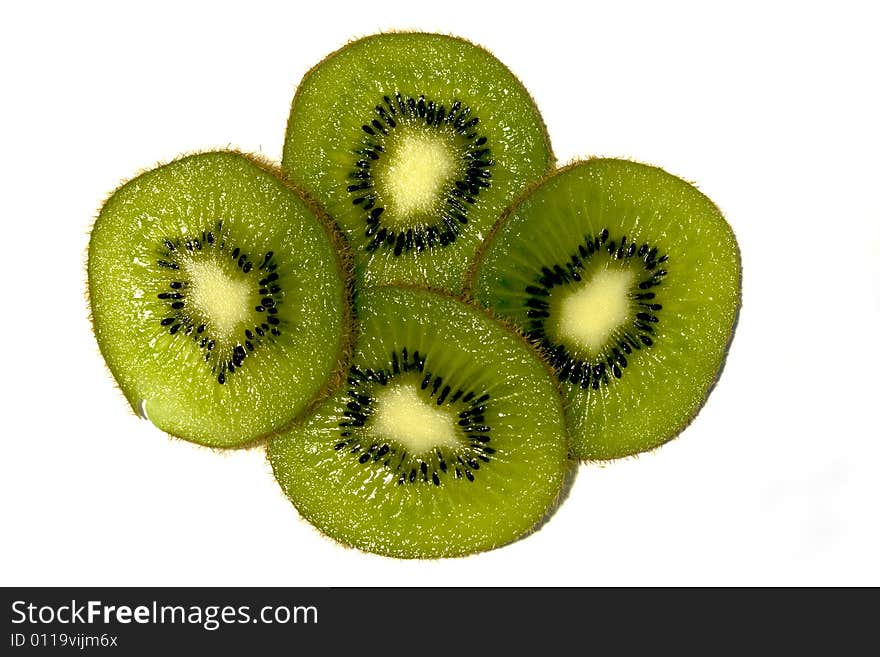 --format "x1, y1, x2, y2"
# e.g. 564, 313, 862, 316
282, 32, 553, 293
88, 152, 350, 447
268, 286, 569, 558
470, 159, 741, 459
